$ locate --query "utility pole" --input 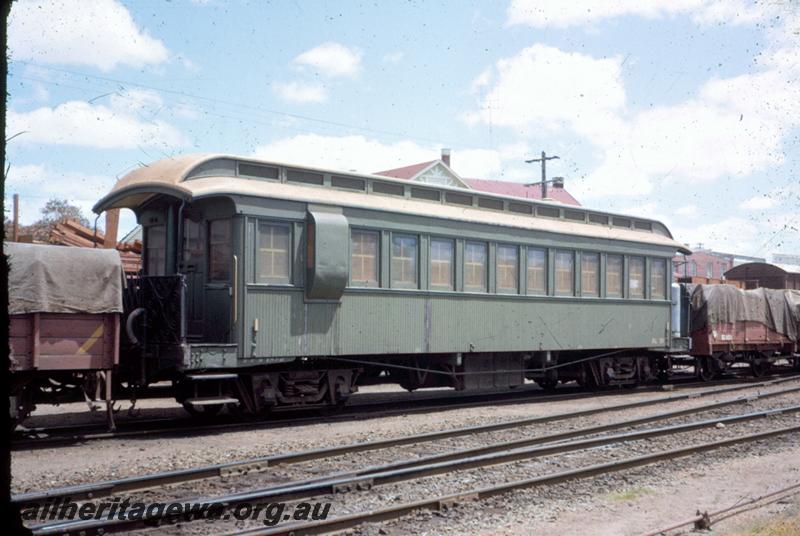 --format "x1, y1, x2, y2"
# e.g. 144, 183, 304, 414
525, 151, 560, 199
